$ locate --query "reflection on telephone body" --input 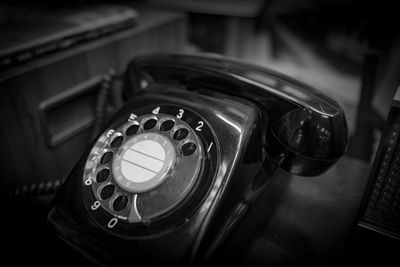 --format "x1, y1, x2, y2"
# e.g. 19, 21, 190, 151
48, 53, 348, 265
